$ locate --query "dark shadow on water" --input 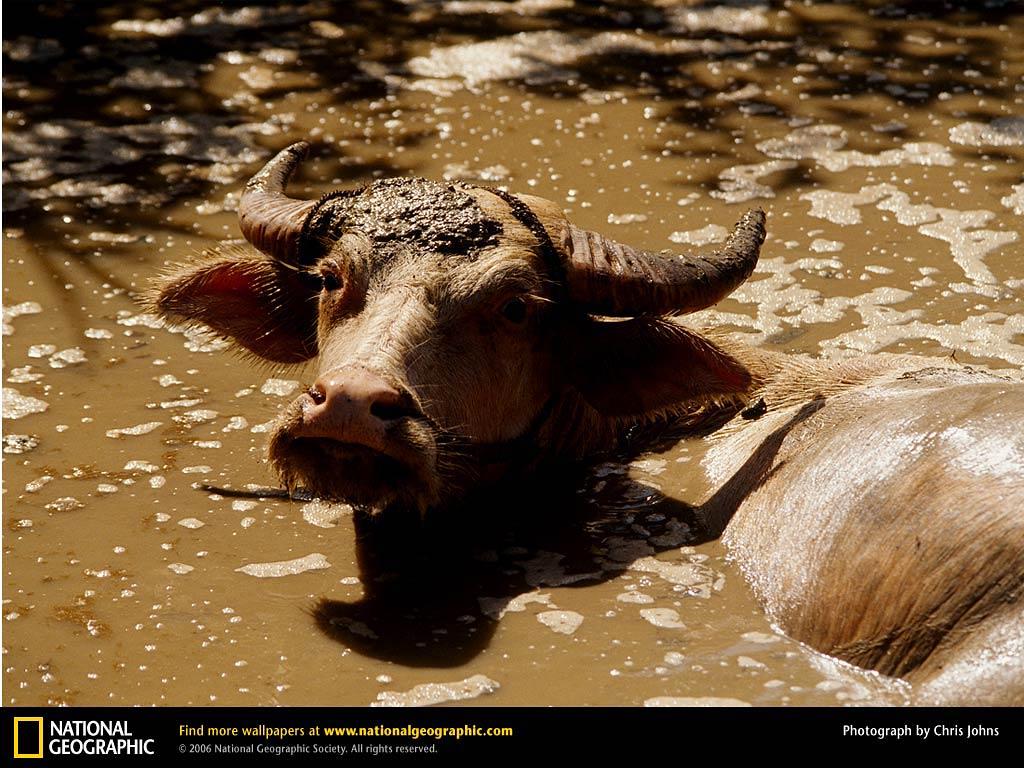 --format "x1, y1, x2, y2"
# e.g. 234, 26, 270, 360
3, 0, 1021, 297
2, 0, 416, 242
312, 468, 707, 667
5, 0, 1021, 241
311, 398, 827, 667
